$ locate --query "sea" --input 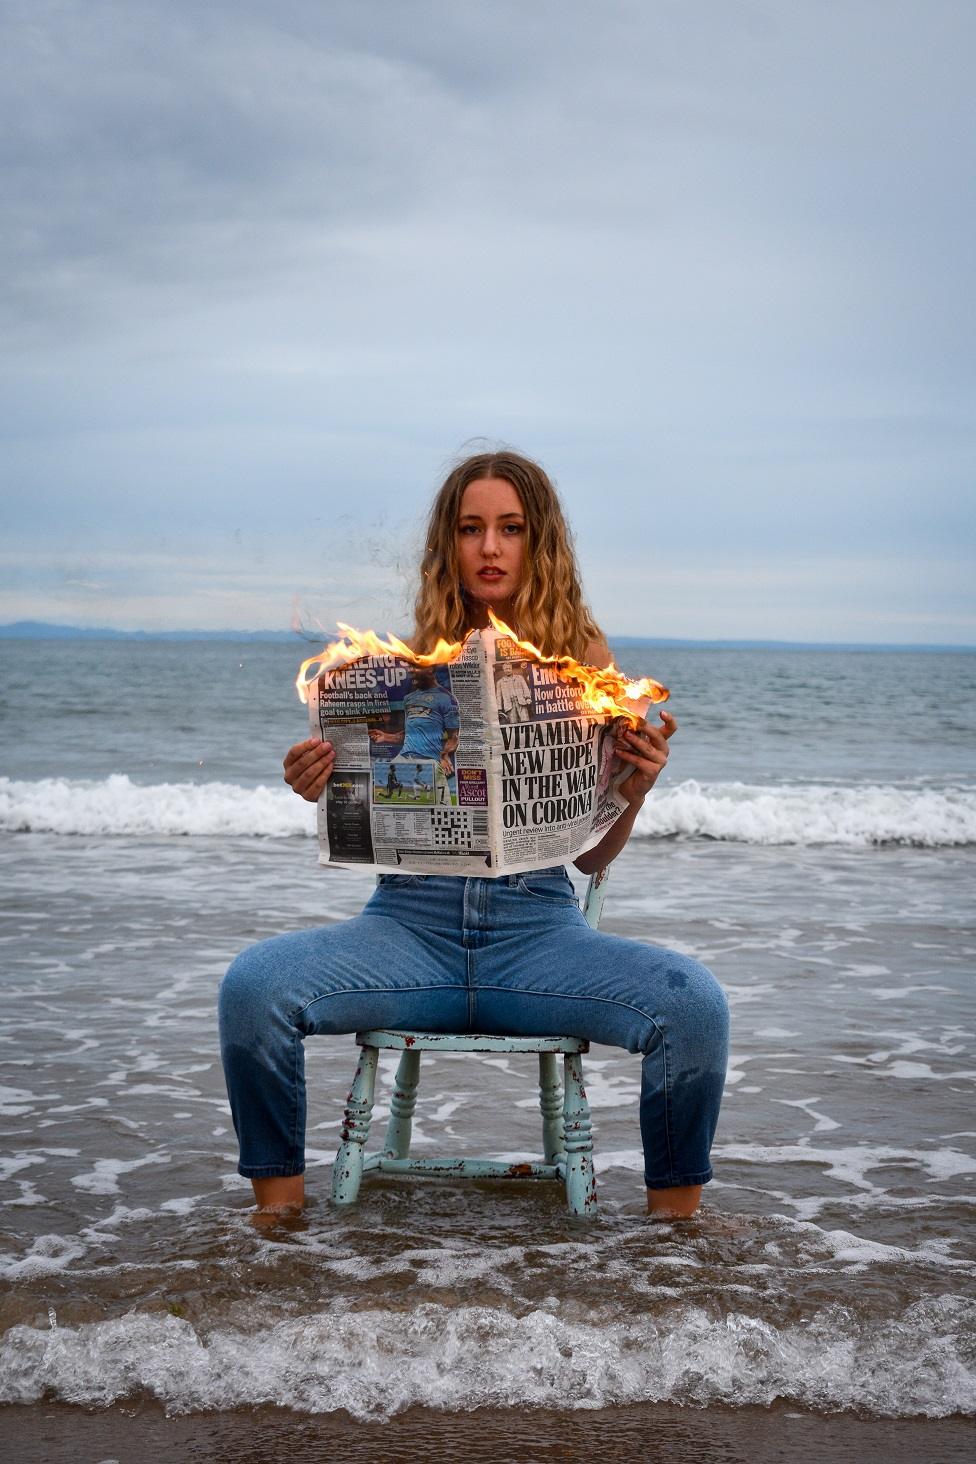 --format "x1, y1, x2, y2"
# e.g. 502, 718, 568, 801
1, 637, 974, 1460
